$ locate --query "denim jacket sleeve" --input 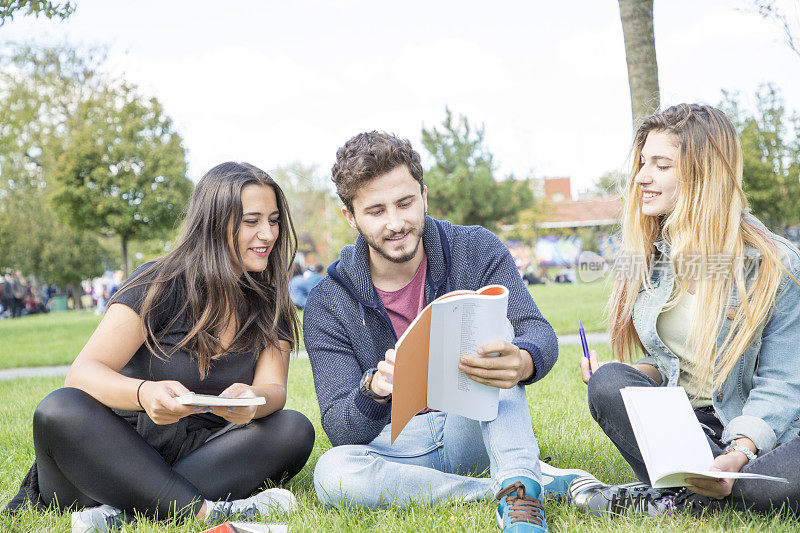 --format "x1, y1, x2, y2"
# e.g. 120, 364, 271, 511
722, 263, 800, 453
472, 228, 559, 384
303, 284, 390, 447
